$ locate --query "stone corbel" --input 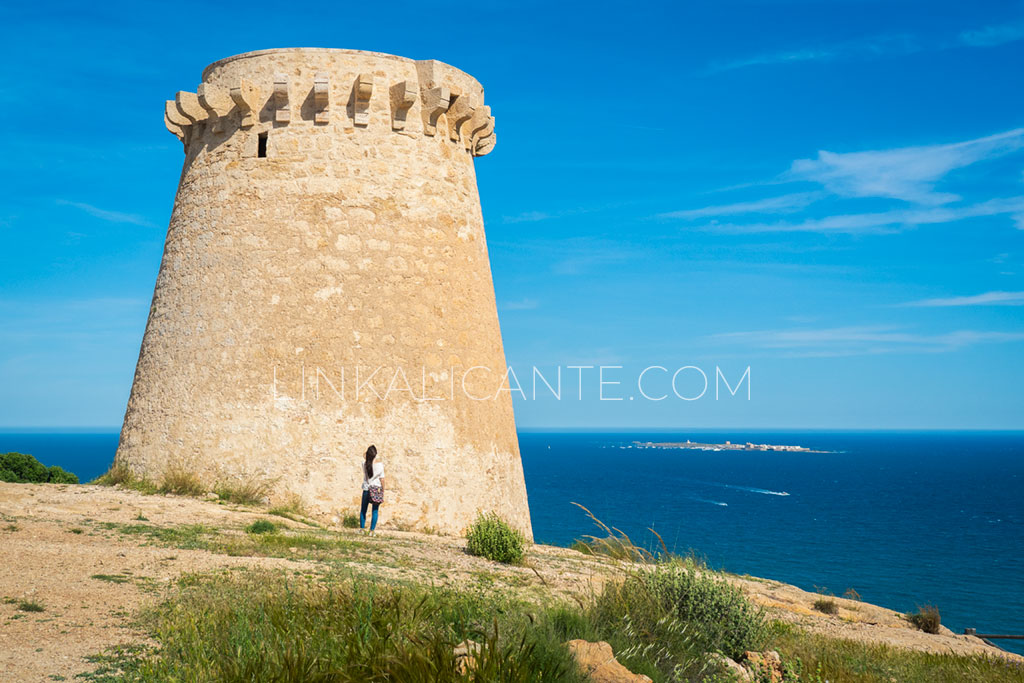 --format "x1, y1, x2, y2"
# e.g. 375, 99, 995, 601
198, 83, 233, 133
420, 86, 451, 137
466, 105, 495, 156
273, 73, 290, 123
446, 91, 476, 143
475, 129, 496, 156
175, 91, 208, 124
230, 79, 261, 129
314, 72, 330, 124
390, 80, 417, 131
164, 101, 187, 142
353, 73, 373, 126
